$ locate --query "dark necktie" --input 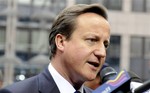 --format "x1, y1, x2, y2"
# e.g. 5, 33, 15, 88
74, 90, 81, 93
